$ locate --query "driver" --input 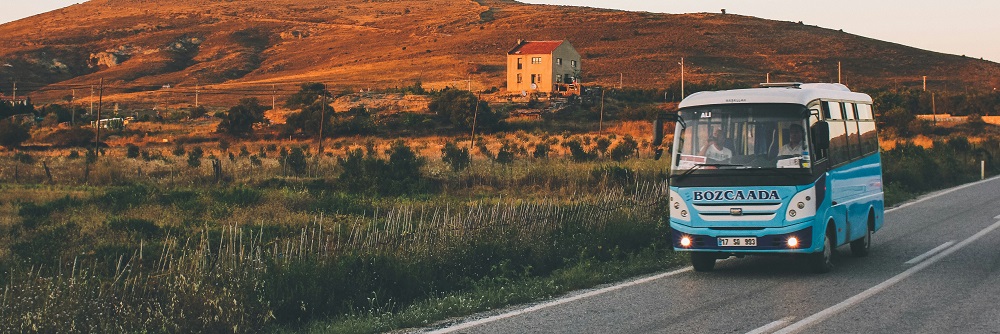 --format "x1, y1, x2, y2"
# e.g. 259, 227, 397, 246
699, 129, 732, 162
778, 124, 805, 156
